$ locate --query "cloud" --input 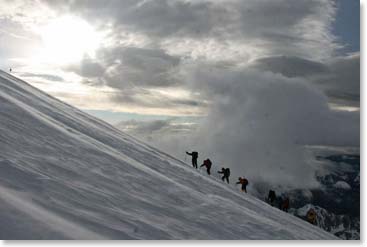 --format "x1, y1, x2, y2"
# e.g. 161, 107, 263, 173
62, 45, 207, 115
67, 57, 105, 78
18, 72, 64, 82
174, 64, 359, 189
316, 53, 360, 107
119, 119, 172, 134
66, 46, 182, 89
41, 0, 339, 60
250, 53, 360, 108
2, 0, 346, 115
116, 118, 199, 148
117, 118, 197, 135
109, 87, 207, 114
100, 46, 181, 88
62, 46, 199, 114
250, 56, 329, 78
